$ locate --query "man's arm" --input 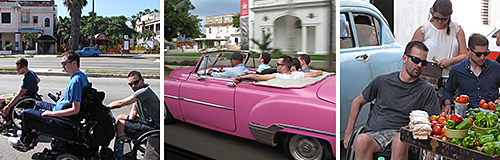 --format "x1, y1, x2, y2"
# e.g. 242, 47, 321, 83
107, 95, 139, 109
233, 74, 276, 84
304, 70, 323, 78
36, 76, 41, 83
2, 88, 27, 116
129, 103, 138, 120
42, 101, 80, 117
343, 93, 368, 149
